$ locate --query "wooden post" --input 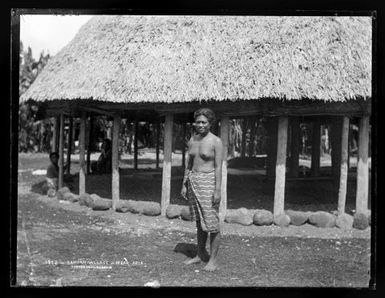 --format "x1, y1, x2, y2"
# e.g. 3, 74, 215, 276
161, 114, 173, 216
311, 117, 321, 177
58, 114, 65, 189
134, 118, 138, 170
347, 123, 351, 171
273, 116, 288, 217
86, 115, 94, 174
72, 117, 76, 153
331, 117, 342, 180
289, 117, 300, 177
324, 126, 330, 154
66, 117, 73, 175
355, 115, 370, 214
337, 117, 350, 214
112, 114, 121, 210
38, 122, 43, 152
172, 123, 176, 153
219, 117, 229, 221
156, 119, 160, 169
182, 122, 186, 168
286, 122, 291, 164
241, 118, 247, 158
126, 121, 133, 155
248, 116, 257, 157
79, 112, 86, 195
266, 117, 278, 177
56, 116, 61, 152
51, 117, 58, 153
